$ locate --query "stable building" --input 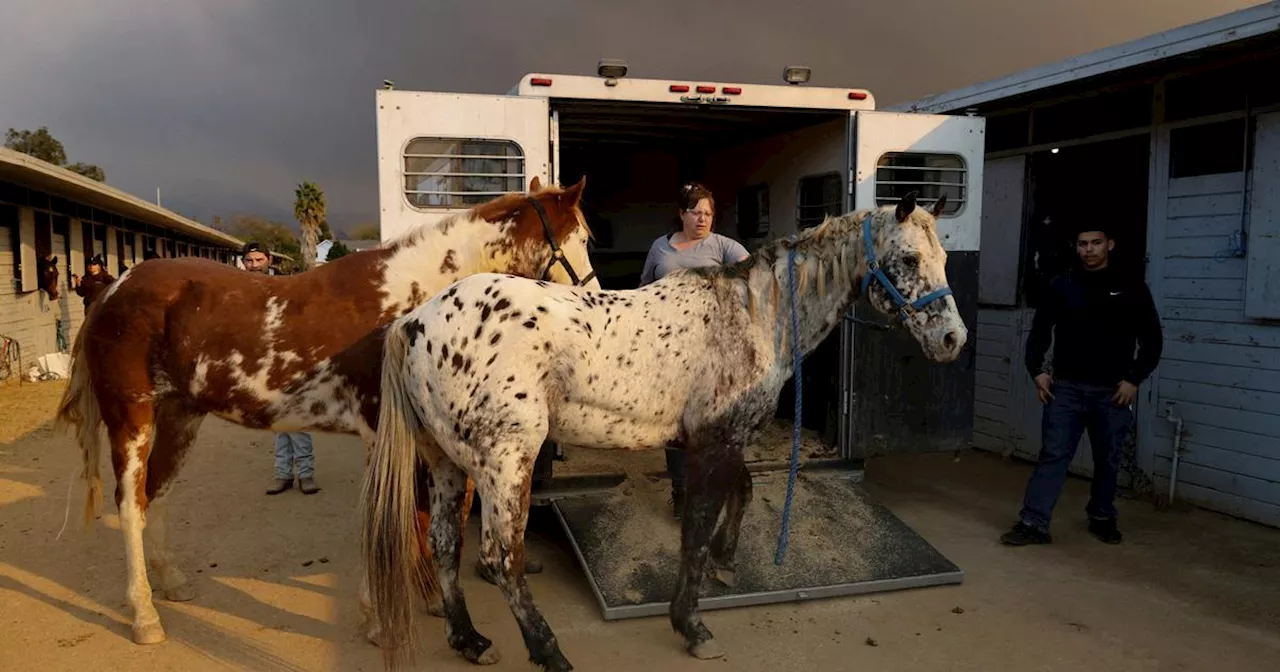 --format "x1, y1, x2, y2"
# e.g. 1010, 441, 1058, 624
1, 147, 243, 380
892, 2, 1280, 527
